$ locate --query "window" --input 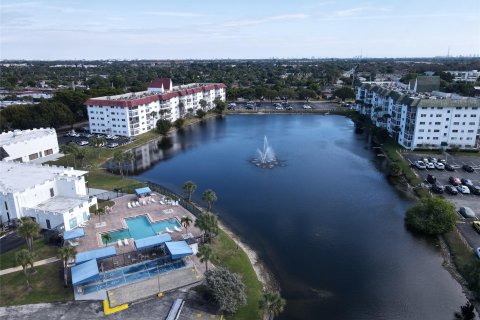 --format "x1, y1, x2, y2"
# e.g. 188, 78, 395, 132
44, 149, 53, 156
420, 114, 426, 117
418, 137, 423, 139
435, 122, 441, 125
452, 130, 458, 133
456, 107, 462, 110
447, 110, 451, 113
471, 114, 477, 117
453, 122, 459, 125
469, 122, 476, 125
50, 188, 54, 197
419, 129, 424, 132
468, 130, 475, 133
434, 129, 439, 132
28, 153, 39, 161
433, 137, 438, 140
4, 201, 8, 210
430, 114, 433, 117
436, 114, 442, 117
454, 114, 460, 117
